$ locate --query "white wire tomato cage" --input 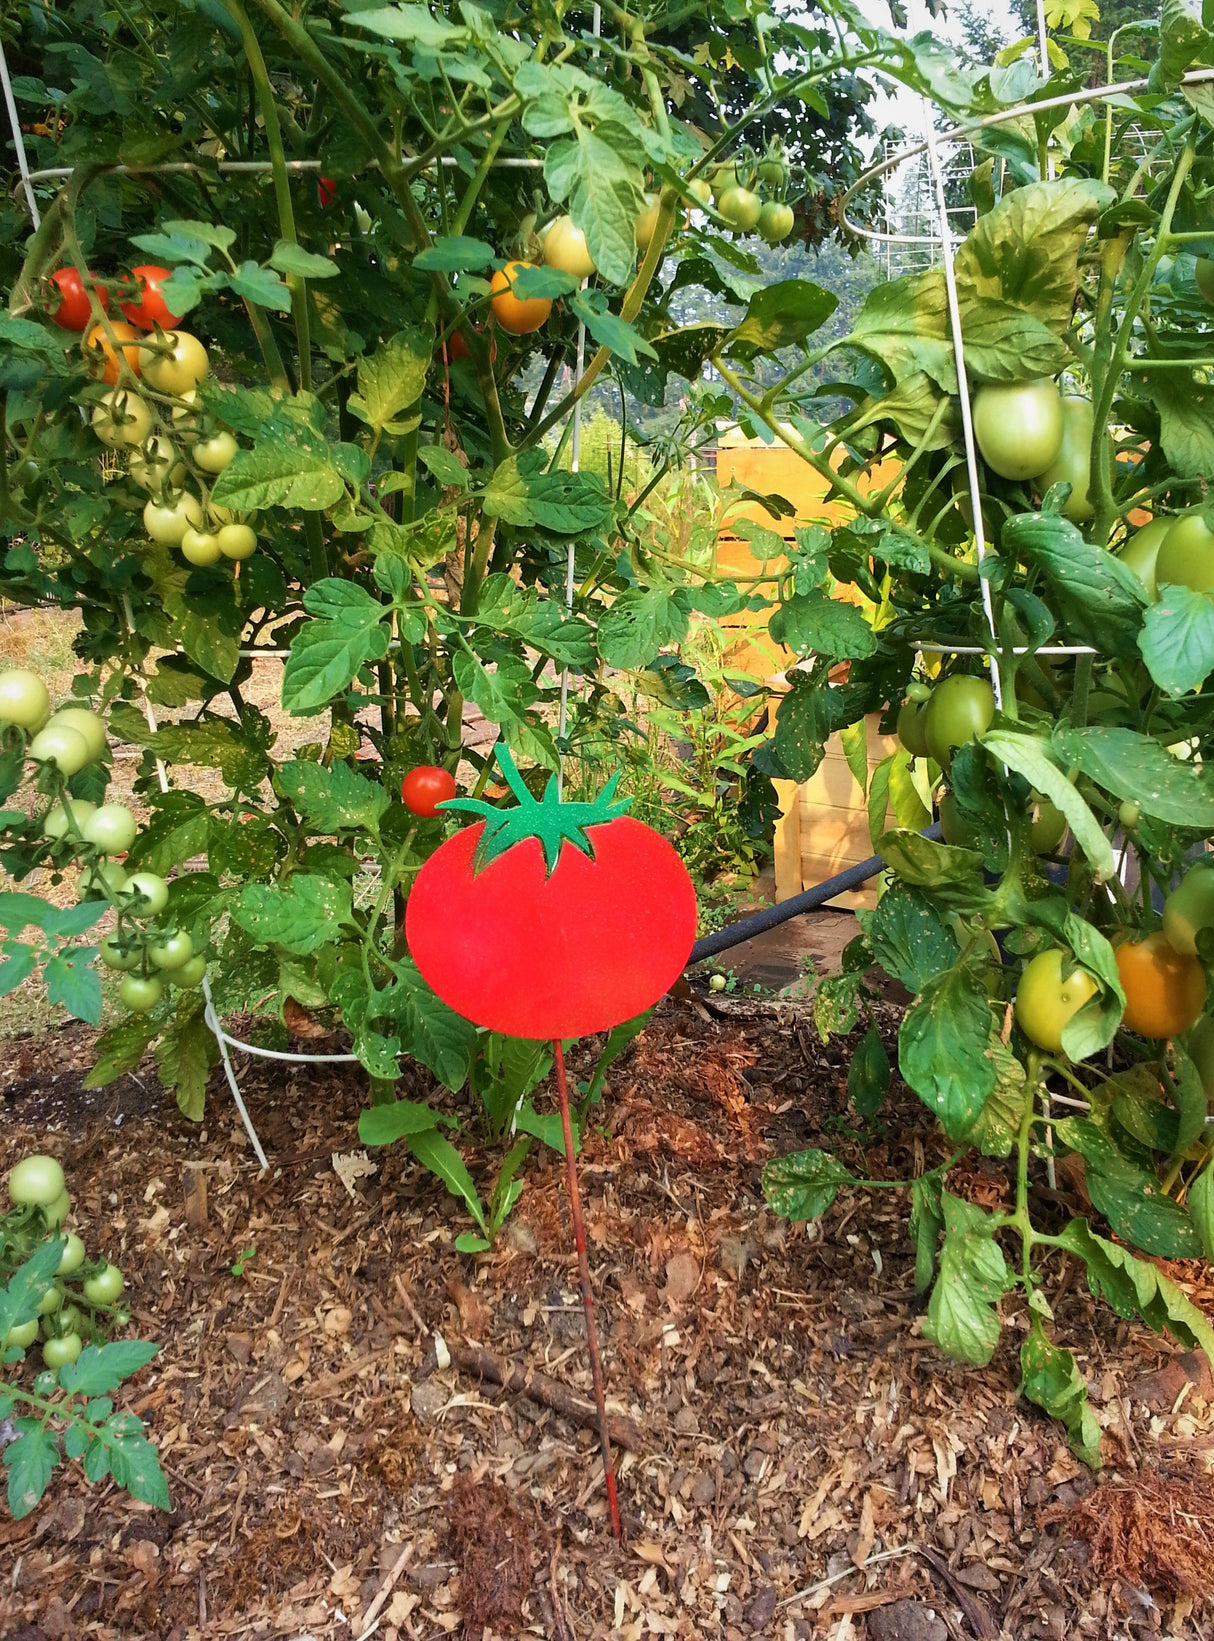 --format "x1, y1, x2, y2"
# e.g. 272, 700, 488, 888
0, 17, 605, 1169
